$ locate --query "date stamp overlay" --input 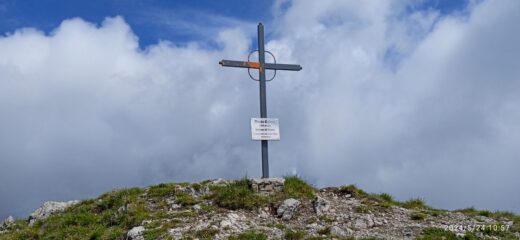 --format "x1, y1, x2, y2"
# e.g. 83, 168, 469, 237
444, 224, 510, 232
